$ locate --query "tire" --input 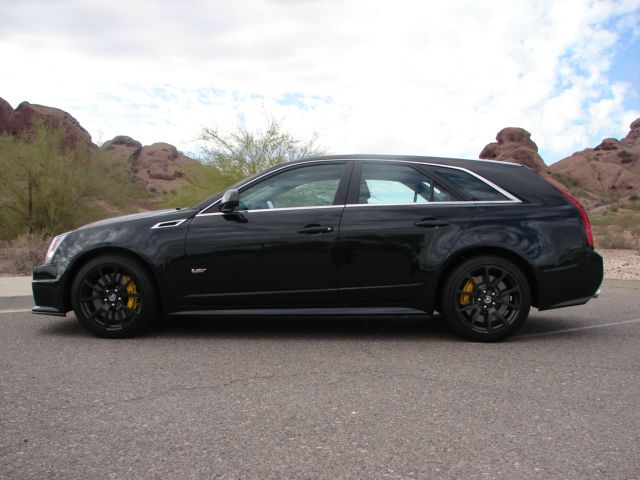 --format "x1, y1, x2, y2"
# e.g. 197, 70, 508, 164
440, 255, 531, 342
71, 255, 158, 338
